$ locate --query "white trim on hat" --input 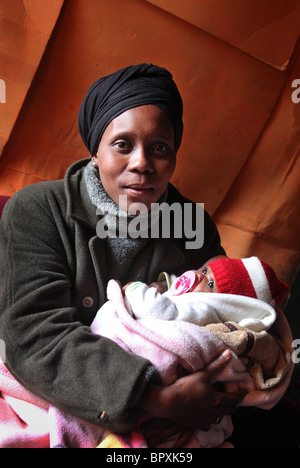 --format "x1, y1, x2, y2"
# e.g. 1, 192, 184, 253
241, 257, 272, 304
